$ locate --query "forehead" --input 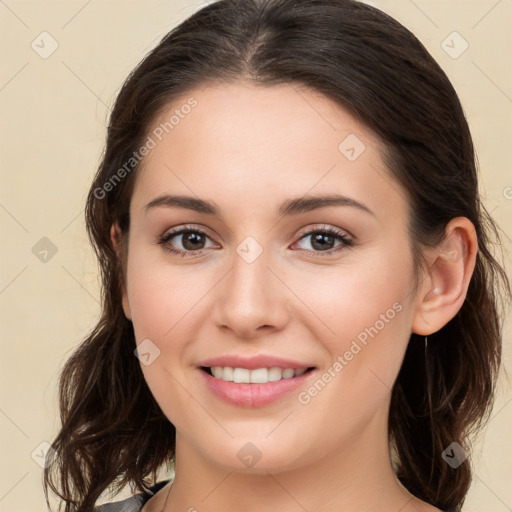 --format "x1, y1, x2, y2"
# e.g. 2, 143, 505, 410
130, 81, 407, 222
